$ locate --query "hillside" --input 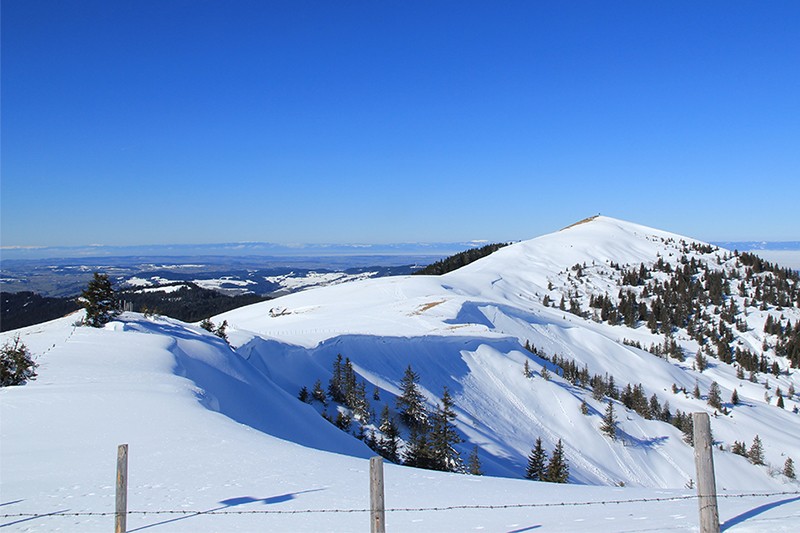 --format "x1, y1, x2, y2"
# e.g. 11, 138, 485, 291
2, 216, 799, 531
215, 216, 800, 487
